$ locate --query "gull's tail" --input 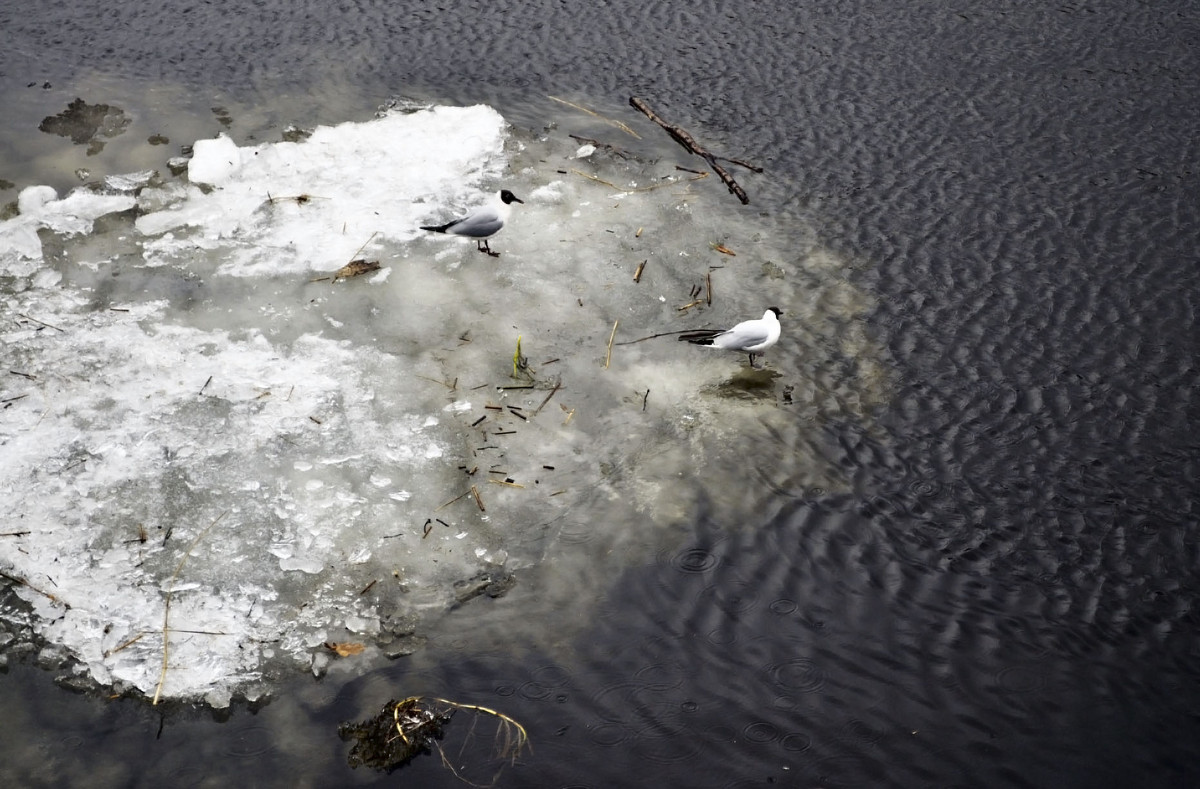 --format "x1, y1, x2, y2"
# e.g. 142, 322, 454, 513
678, 329, 723, 346
420, 221, 454, 233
